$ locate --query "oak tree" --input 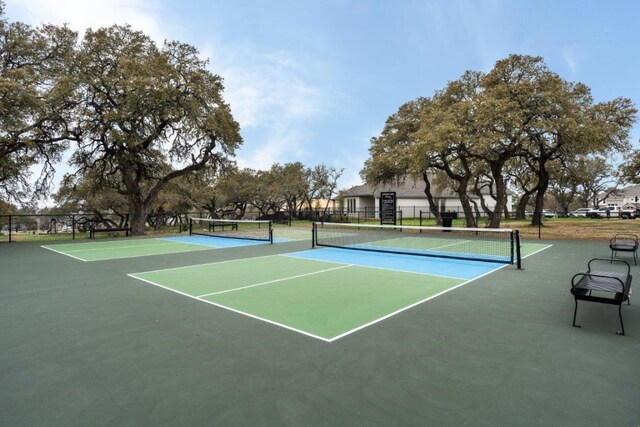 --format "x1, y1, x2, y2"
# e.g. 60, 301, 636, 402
0, 4, 77, 202
68, 25, 241, 234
